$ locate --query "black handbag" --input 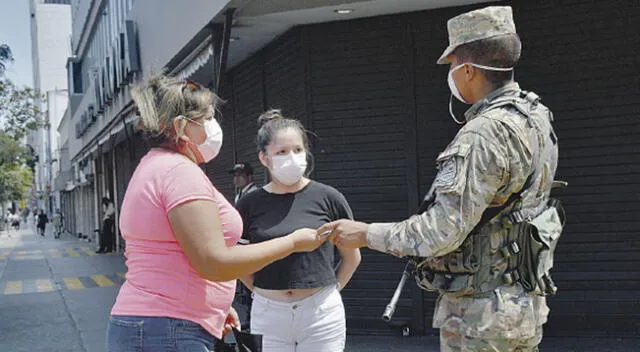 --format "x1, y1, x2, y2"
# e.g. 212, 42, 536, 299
214, 328, 262, 352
